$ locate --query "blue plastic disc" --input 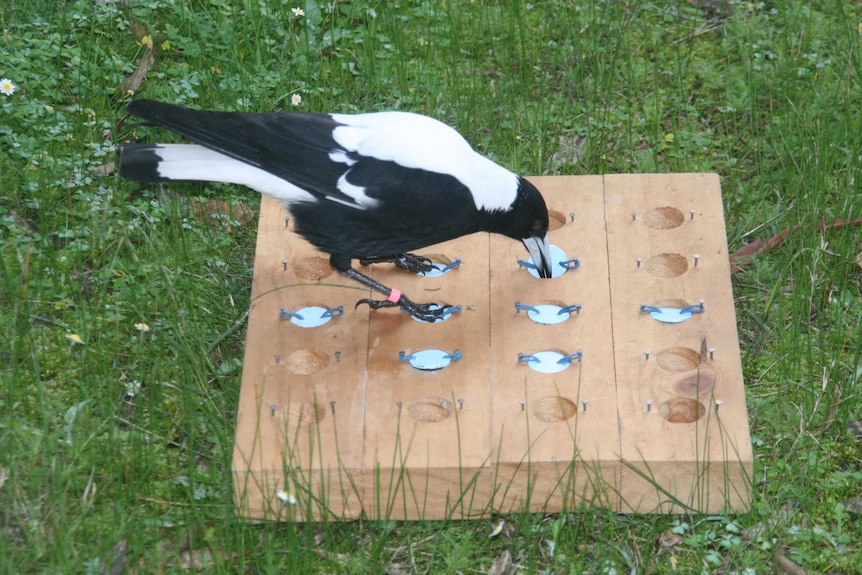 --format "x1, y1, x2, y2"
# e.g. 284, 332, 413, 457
418, 258, 461, 278
526, 304, 573, 325
519, 350, 575, 374
400, 349, 462, 370
285, 306, 343, 328
522, 245, 578, 279
648, 308, 694, 323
